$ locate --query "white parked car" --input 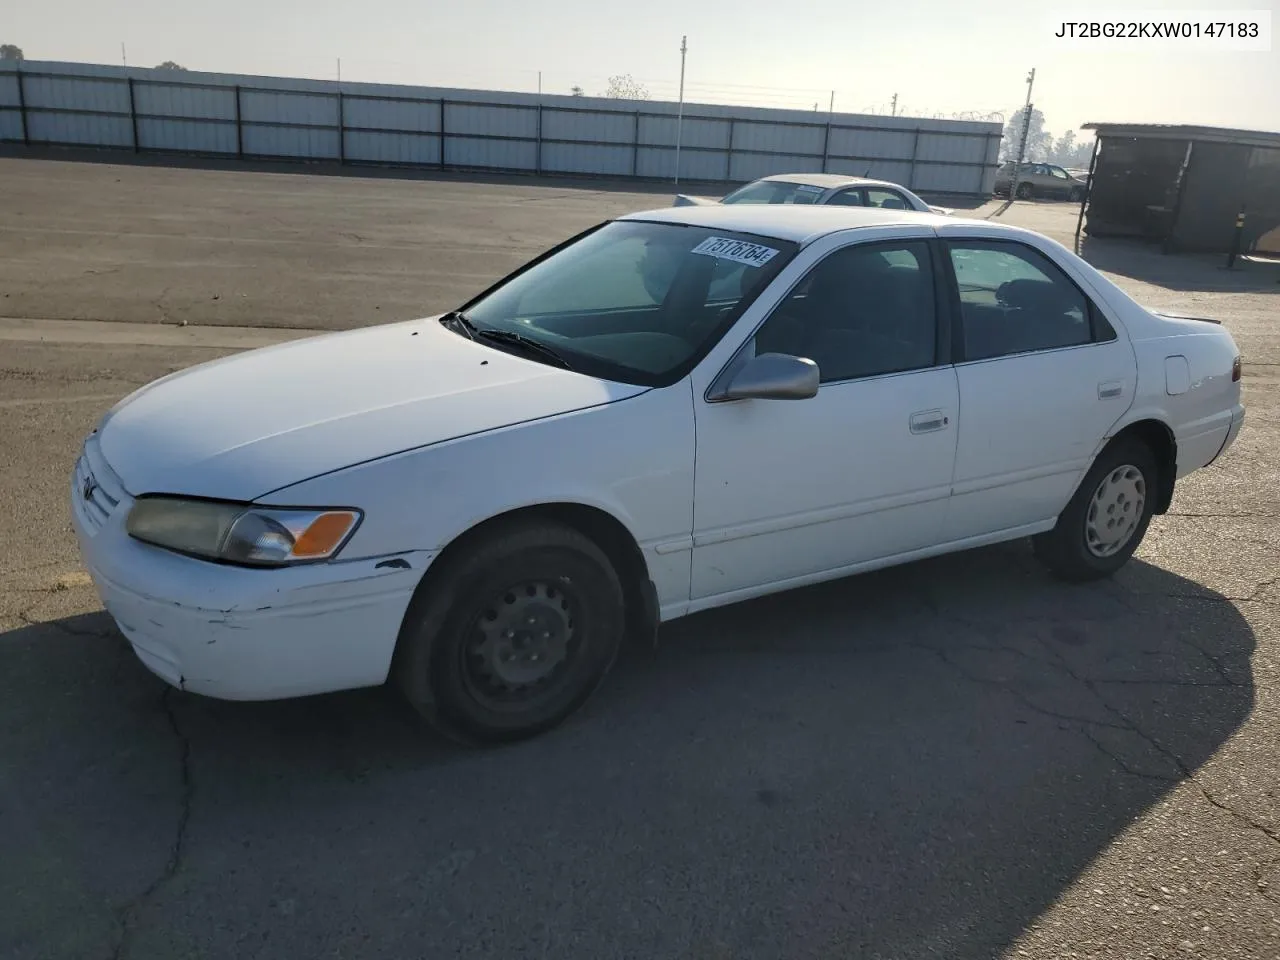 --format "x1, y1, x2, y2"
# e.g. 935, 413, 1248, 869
674, 172, 954, 215
71, 205, 1244, 744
